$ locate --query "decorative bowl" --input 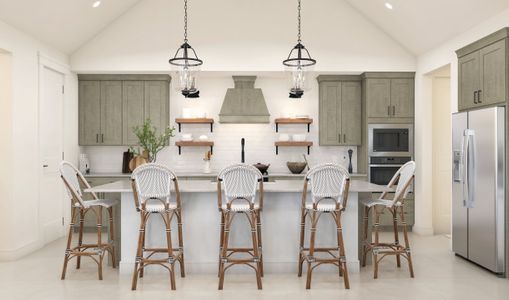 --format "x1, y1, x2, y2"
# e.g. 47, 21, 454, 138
292, 134, 306, 142
287, 162, 307, 174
